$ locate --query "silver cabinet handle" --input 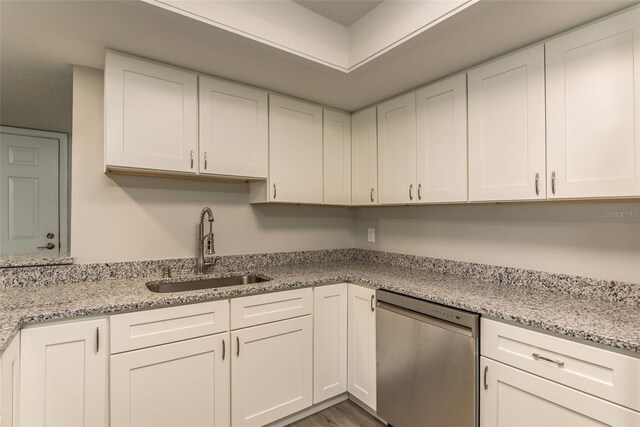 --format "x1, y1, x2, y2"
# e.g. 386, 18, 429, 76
409, 184, 413, 201
38, 243, 55, 250
532, 353, 564, 367
96, 327, 100, 353
535, 173, 540, 196
417, 183, 422, 201
370, 188, 374, 203
190, 151, 194, 169
222, 339, 225, 361
551, 171, 556, 195
236, 336, 240, 357
204, 152, 208, 170
273, 183, 277, 200
483, 365, 488, 390
370, 295, 375, 312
